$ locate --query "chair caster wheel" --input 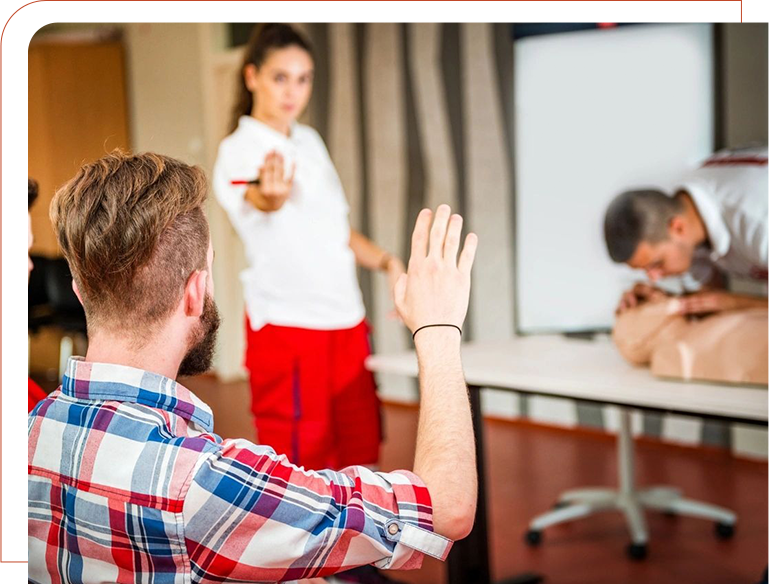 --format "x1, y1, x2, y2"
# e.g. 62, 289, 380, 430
715, 522, 735, 539
626, 542, 647, 560
524, 529, 542, 546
